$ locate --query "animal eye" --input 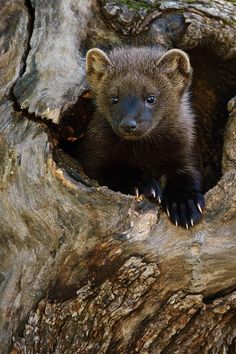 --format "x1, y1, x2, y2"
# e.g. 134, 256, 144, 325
111, 96, 118, 104
146, 95, 156, 105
